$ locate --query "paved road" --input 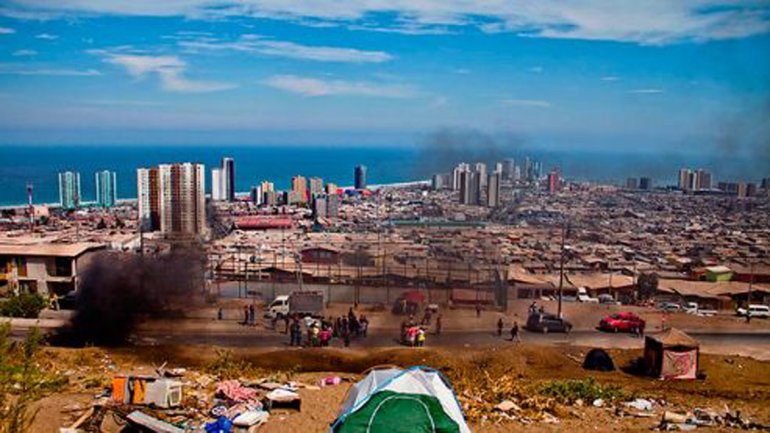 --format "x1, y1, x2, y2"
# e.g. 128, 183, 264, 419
131, 328, 770, 359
